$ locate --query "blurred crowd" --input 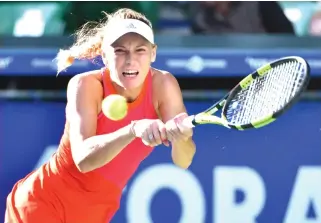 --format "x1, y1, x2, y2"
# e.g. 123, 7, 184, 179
1, 1, 321, 37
